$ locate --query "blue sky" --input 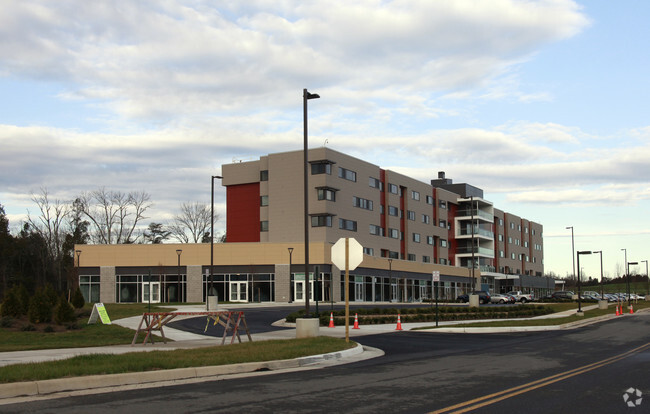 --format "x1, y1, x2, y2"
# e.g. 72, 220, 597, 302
1, 1, 649, 280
